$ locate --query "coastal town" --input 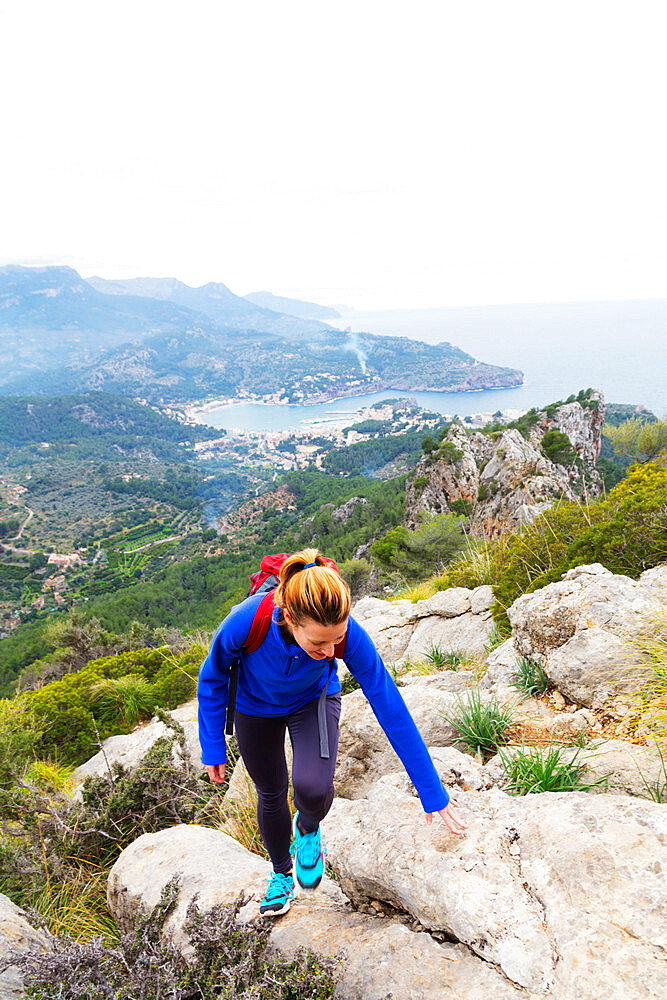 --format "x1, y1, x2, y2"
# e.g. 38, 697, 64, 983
181, 396, 527, 471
